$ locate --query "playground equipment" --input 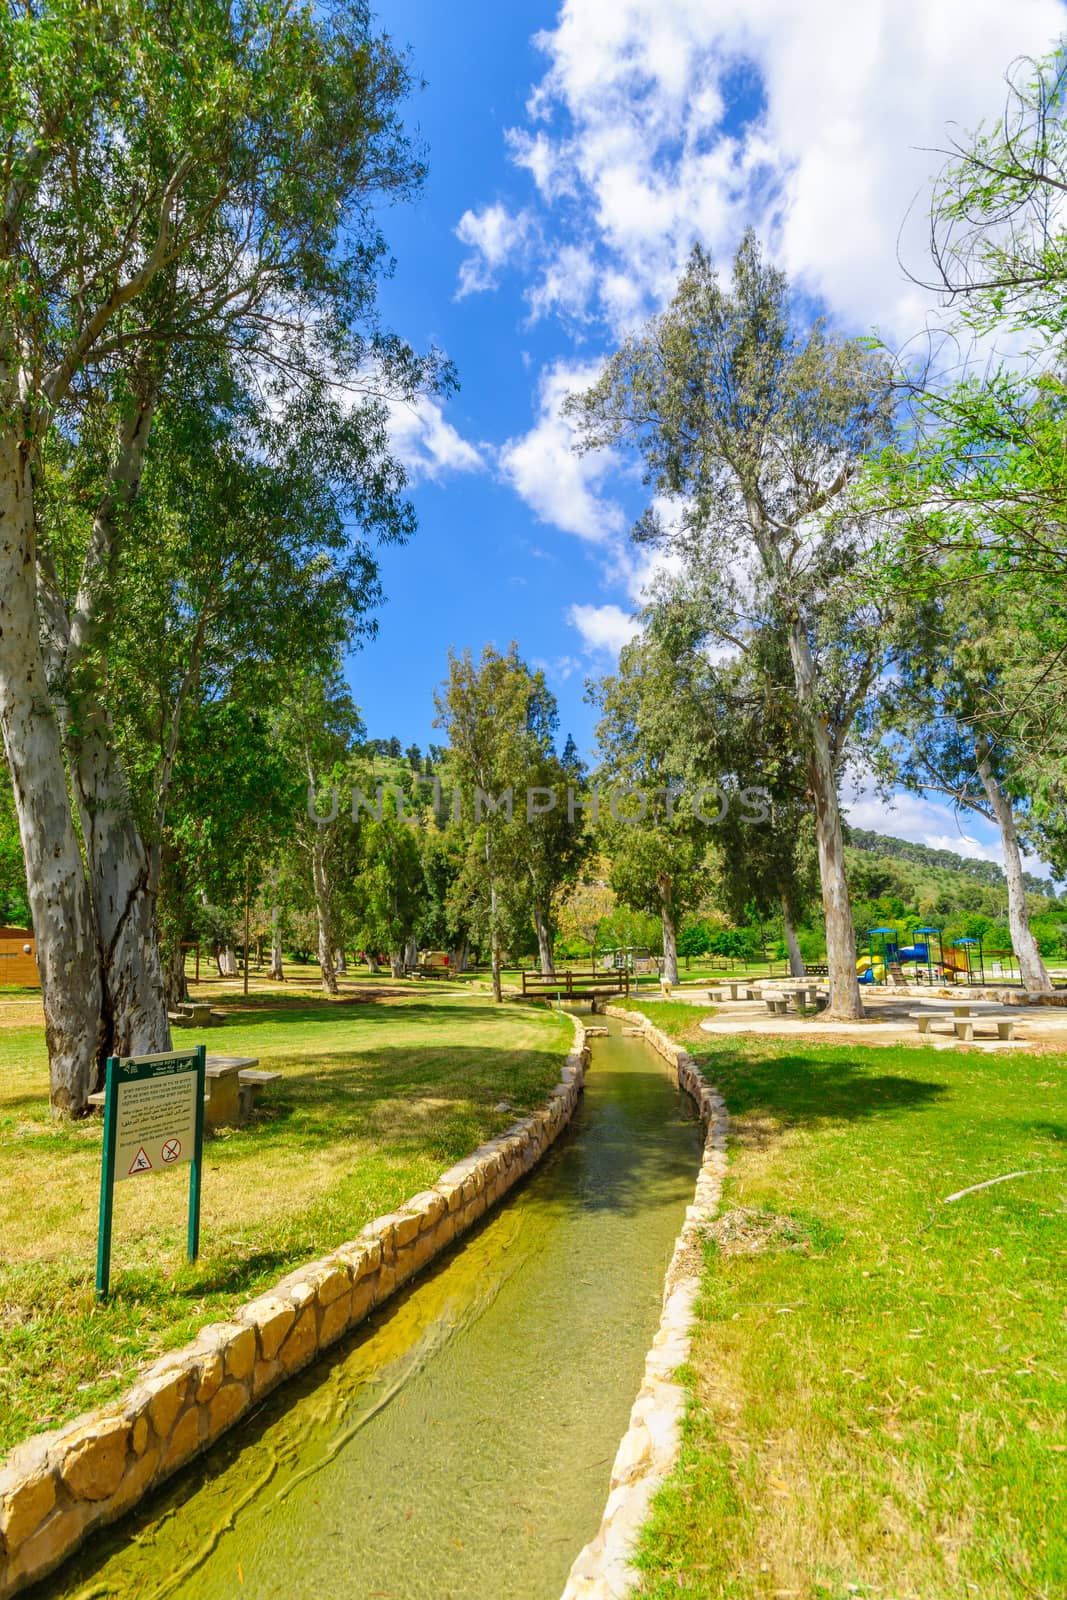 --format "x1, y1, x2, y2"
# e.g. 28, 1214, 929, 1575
945, 936, 985, 986
858, 927, 900, 985
906, 927, 943, 984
